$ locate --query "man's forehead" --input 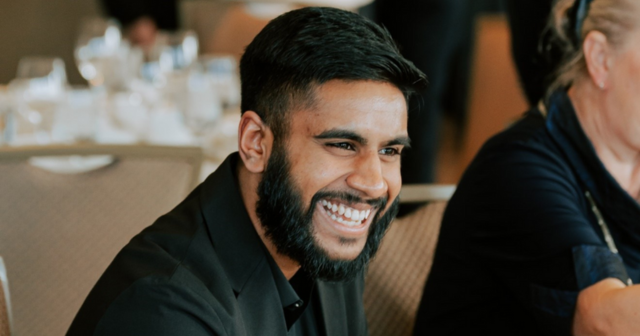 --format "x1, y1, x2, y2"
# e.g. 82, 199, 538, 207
311, 79, 405, 102
292, 80, 406, 114
287, 80, 405, 113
